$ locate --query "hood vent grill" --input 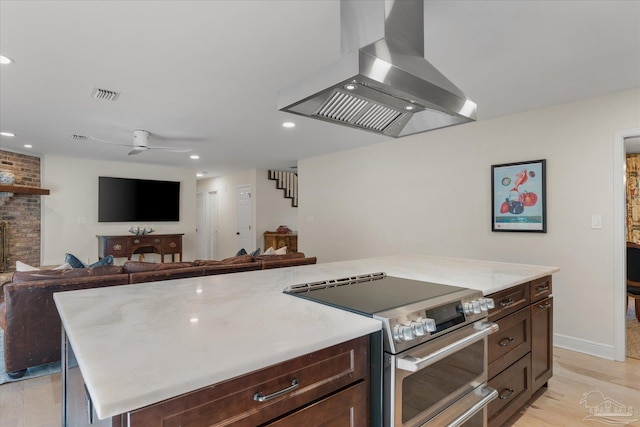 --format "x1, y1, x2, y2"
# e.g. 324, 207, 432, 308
90, 87, 120, 102
316, 90, 404, 132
